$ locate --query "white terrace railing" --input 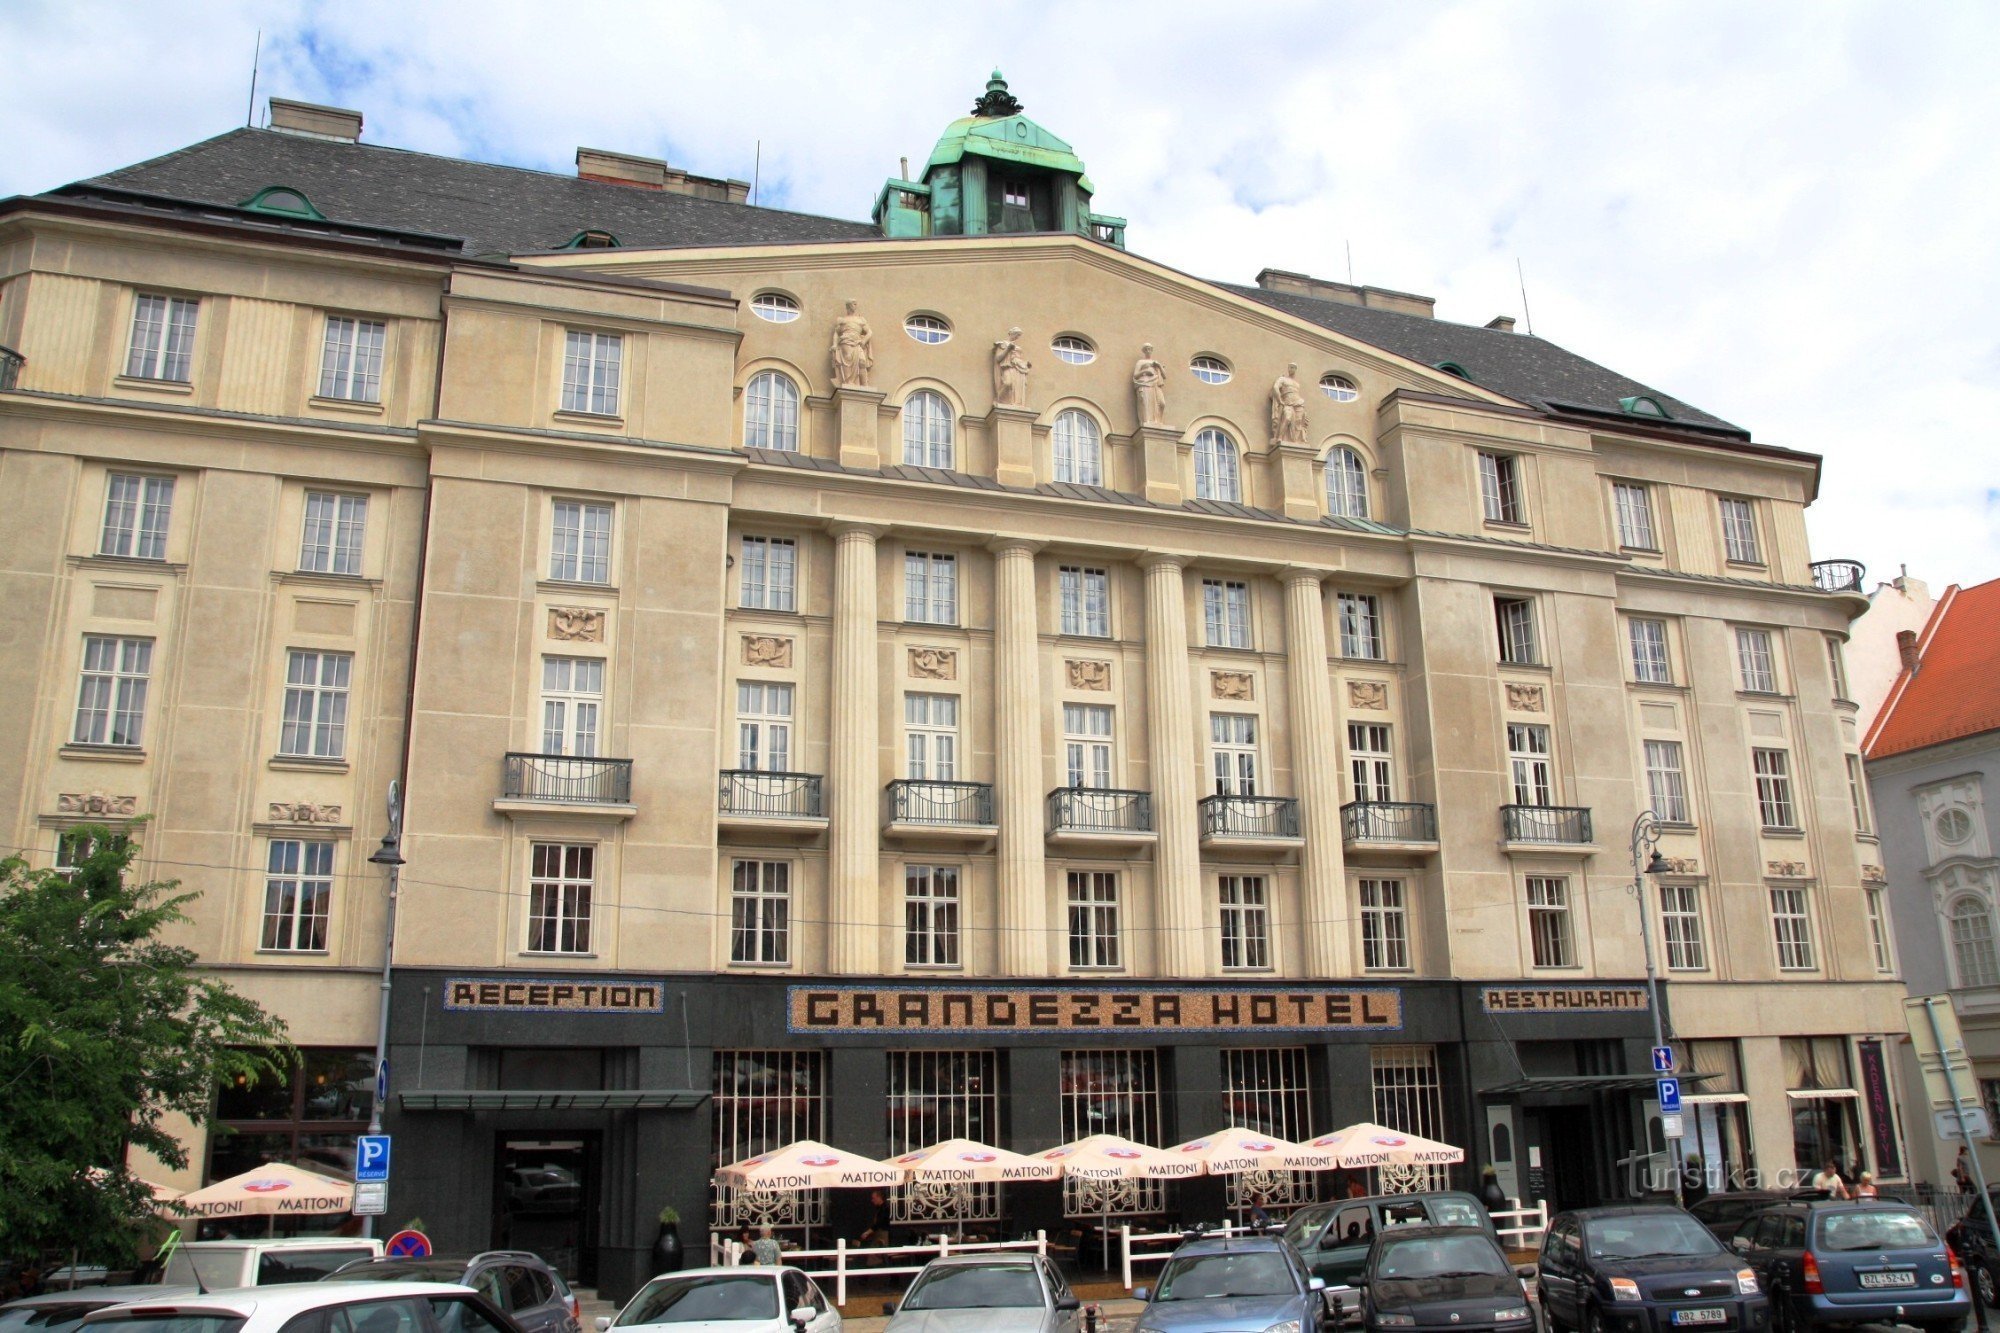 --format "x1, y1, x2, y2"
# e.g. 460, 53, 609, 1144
1492, 1197, 1549, 1250
712, 1230, 1048, 1306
